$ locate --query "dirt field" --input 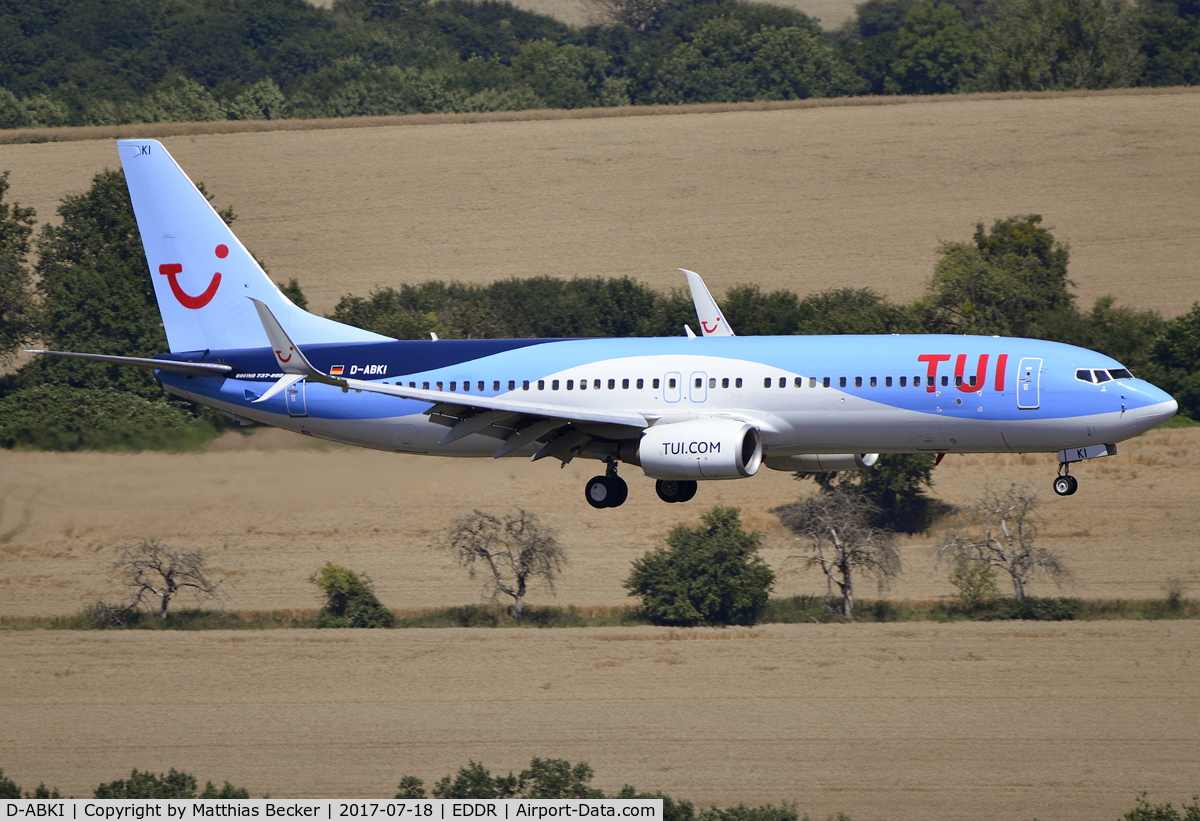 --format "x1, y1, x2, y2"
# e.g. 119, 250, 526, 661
302, 0, 860, 30
2, 622, 1198, 819
2, 89, 1198, 321
3, 92, 1200, 815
